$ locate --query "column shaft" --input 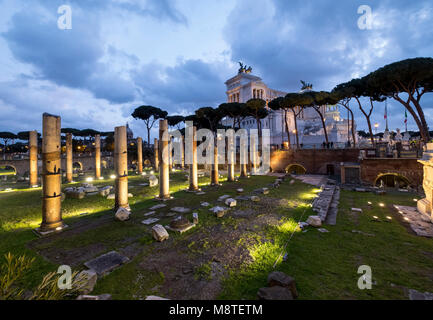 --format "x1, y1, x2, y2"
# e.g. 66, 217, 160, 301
40, 113, 63, 231
66, 133, 73, 183
154, 138, 159, 171
211, 145, 219, 185
95, 134, 101, 179
29, 130, 38, 187
227, 136, 235, 182
189, 126, 198, 191
159, 120, 170, 198
137, 137, 143, 174
114, 126, 129, 211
